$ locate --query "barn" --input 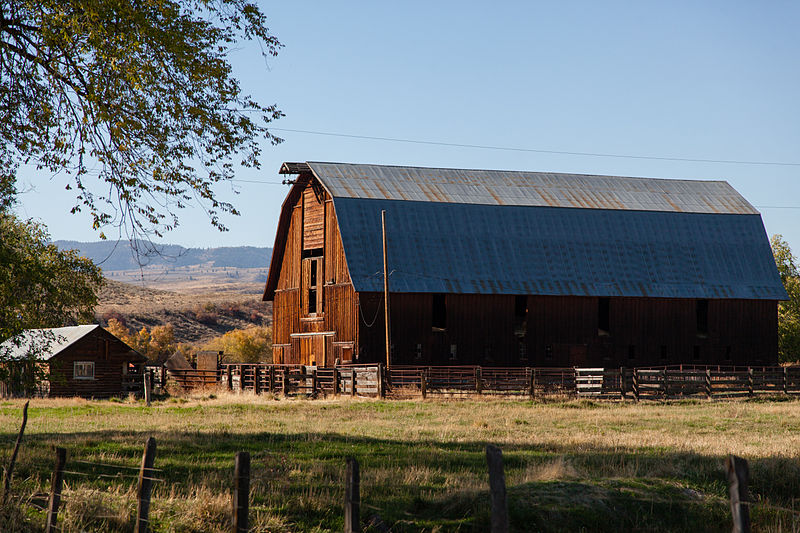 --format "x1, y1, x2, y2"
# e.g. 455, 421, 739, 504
0, 325, 146, 398
264, 162, 786, 368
